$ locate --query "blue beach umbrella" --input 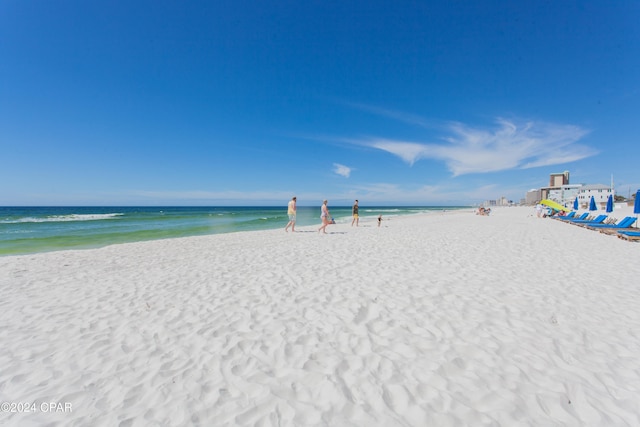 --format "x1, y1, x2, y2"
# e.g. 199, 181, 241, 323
634, 190, 640, 228
605, 194, 613, 213
589, 196, 597, 211
573, 197, 579, 211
